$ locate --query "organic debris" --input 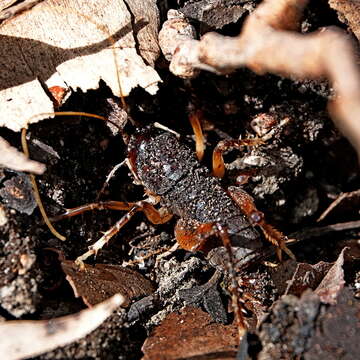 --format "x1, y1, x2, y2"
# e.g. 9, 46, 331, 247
61, 260, 154, 307
159, 0, 360, 159
0, 0, 359, 359
258, 288, 360, 359
329, 0, 360, 41
315, 247, 347, 305
0, 0, 161, 131
0, 171, 37, 215
0, 294, 125, 360
142, 306, 239, 360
